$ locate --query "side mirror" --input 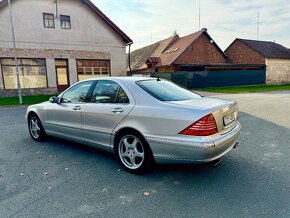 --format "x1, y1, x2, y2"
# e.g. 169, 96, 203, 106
49, 96, 60, 104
